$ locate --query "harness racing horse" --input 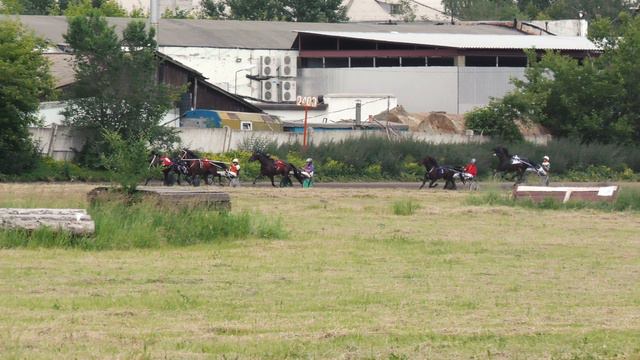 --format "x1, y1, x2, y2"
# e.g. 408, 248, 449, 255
180, 149, 230, 186
492, 146, 546, 185
419, 156, 463, 190
145, 152, 189, 186
248, 151, 304, 187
